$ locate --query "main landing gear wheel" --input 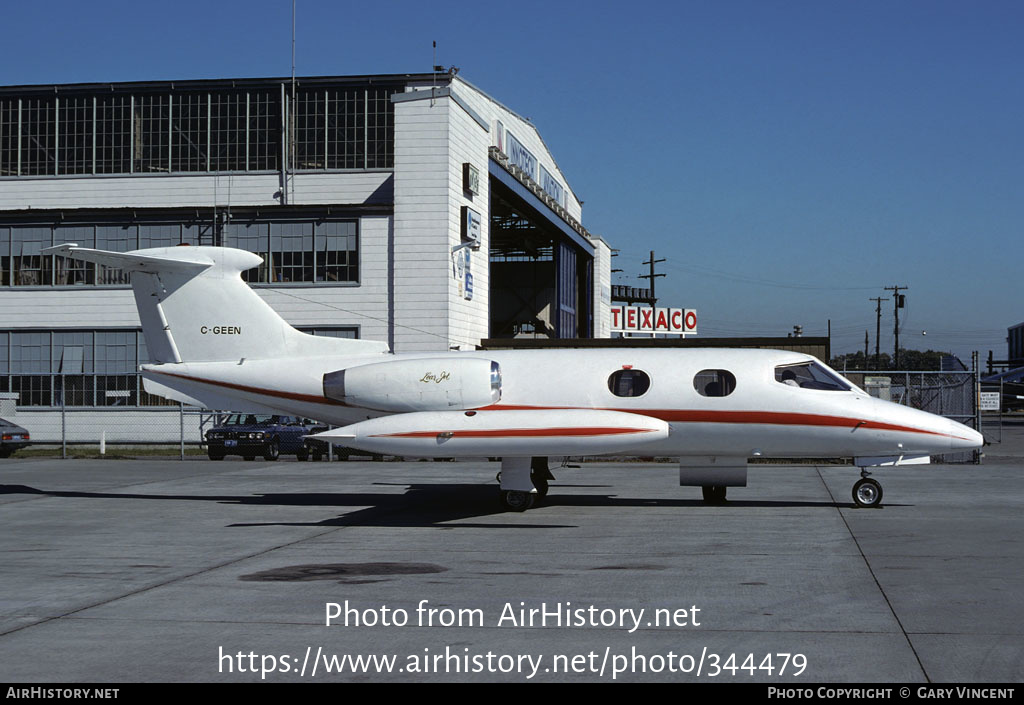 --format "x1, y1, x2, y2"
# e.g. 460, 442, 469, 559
501, 490, 535, 512
702, 485, 727, 504
852, 477, 883, 508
